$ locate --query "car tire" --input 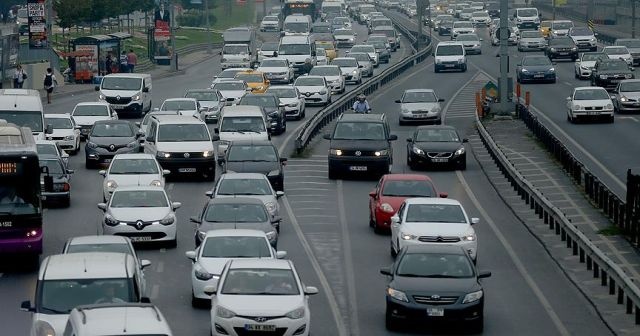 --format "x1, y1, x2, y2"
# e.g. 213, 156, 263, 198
567, 112, 575, 123
398, 118, 405, 126
574, 71, 579, 79
85, 160, 95, 169
328, 166, 338, 180
385, 308, 399, 331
